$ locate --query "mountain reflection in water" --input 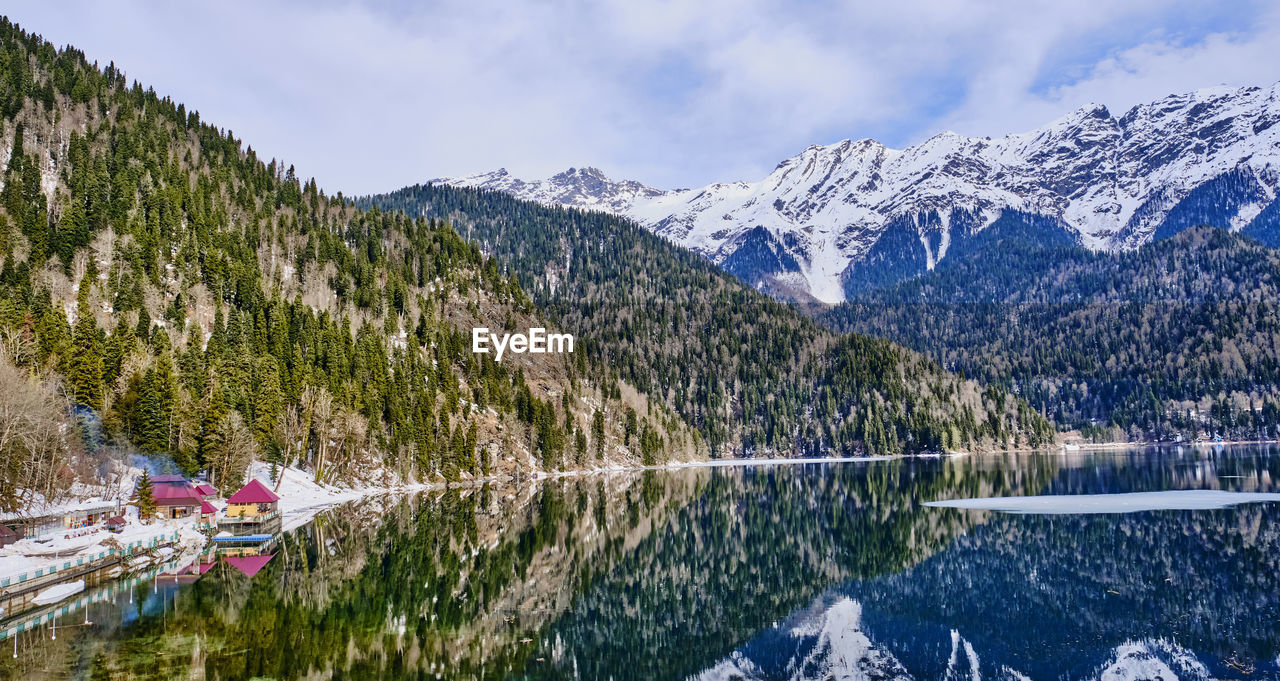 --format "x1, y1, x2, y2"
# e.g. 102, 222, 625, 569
3, 446, 1278, 681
